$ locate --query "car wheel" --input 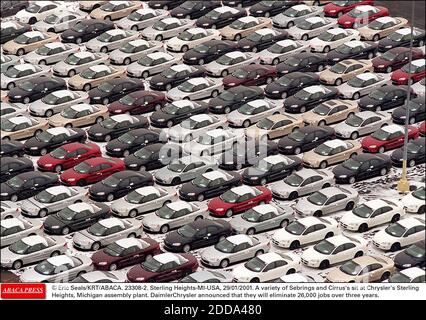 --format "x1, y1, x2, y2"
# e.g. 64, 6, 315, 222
417, 205, 425, 214
83, 84, 91, 92
294, 147, 302, 155
225, 209, 233, 218
319, 161, 327, 169
287, 21, 294, 28
272, 58, 280, 65
91, 242, 101, 251
358, 223, 368, 233
379, 167, 388, 176
242, 120, 251, 128
211, 90, 219, 98
408, 159, 416, 167
106, 194, 114, 202
54, 165, 62, 173
62, 227, 70, 235
50, 250, 60, 257
322, 183, 331, 189
380, 272, 391, 282
17, 48, 25, 56
140, 70, 150, 79
386, 66, 393, 74
195, 215, 203, 221
12, 260, 23, 270
197, 194, 204, 202
39, 59, 47, 65
38, 209, 48, 218
234, 34, 242, 41
348, 176, 356, 184
221, 69, 229, 77
345, 201, 355, 211
300, 106, 306, 113
334, 78, 343, 86
122, 149, 130, 157
131, 25, 139, 31
108, 263, 118, 271
280, 91, 288, 99
323, 46, 331, 53
352, 92, 360, 100
21, 96, 31, 104
155, 35, 163, 41
128, 209, 138, 218
160, 225, 169, 234
350, 131, 359, 140
250, 278, 260, 283
220, 259, 229, 268
287, 268, 296, 275
313, 210, 322, 217
246, 228, 255, 235
182, 244, 191, 253
123, 57, 131, 65
378, 146, 385, 153
104, 135, 112, 142
354, 251, 363, 258
77, 179, 87, 187
390, 243, 401, 252
408, 116, 417, 124
127, 233, 136, 238
224, 106, 231, 114
64, 123, 73, 129
171, 177, 181, 185
373, 34, 380, 42
7, 82, 16, 90
367, 52, 375, 59
181, 45, 189, 53
260, 178, 267, 185
391, 214, 400, 223
289, 241, 300, 250
38, 148, 48, 156
198, 58, 205, 65
319, 260, 330, 270
105, 15, 111, 21
316, 64, 324, 72
280, 219, 289, 228
201, 150, 210, 157
67, 69, 76, 77
11, 194, 18, 202
288, 191, 298, 200
318, 120, 326, 127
